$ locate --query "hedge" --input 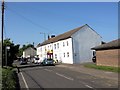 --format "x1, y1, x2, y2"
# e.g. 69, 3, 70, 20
2, 67, 20, 90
